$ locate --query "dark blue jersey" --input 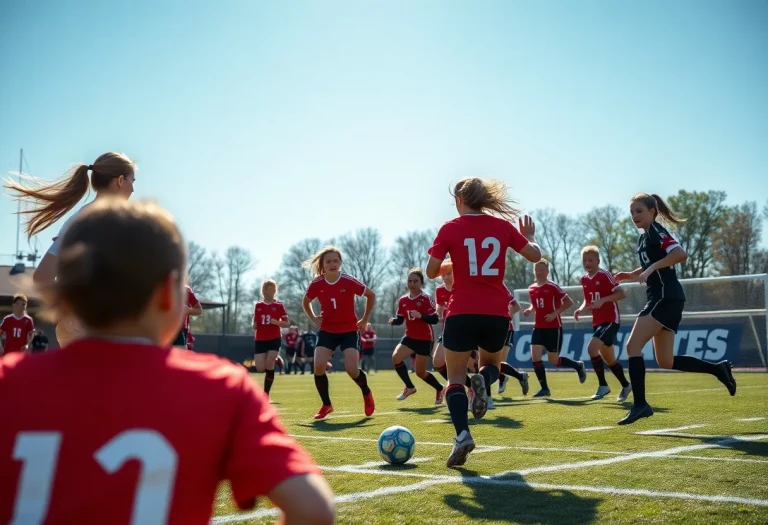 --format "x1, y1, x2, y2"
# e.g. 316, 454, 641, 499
637, 222, 686, 301
300, 332, 318, 350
